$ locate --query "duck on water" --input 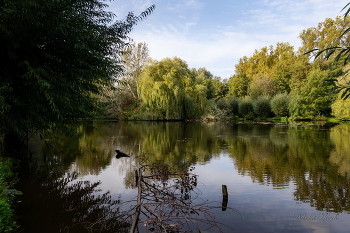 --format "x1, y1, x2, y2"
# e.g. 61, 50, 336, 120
115, 149, 130, 159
